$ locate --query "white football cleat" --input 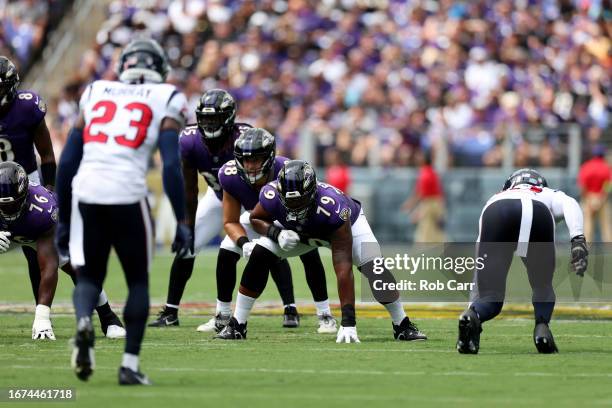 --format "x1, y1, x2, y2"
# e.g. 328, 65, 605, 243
317, 314, 338, 334
105, 325, 126, 339
197, 314, 230, 333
